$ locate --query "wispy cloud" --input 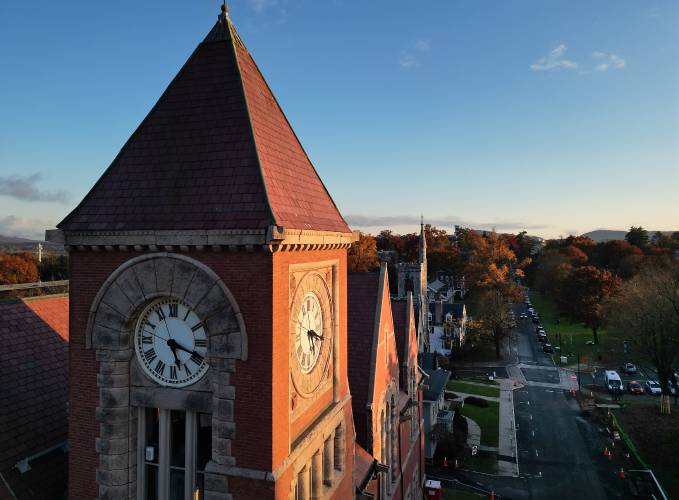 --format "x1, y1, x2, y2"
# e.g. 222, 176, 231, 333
592, 51, 626, 72
0, 173, 70, 203
399, 53, 419, 69
399, 39, 432, 70
0, 215, 55, 240
248, 0, 277, 13
345, 214, 547, 232
414, 39, 431, 52
530, 44, 578, 72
